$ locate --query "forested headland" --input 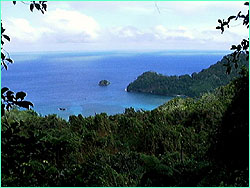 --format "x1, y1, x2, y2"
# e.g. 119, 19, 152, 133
127, 53, 248, 97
